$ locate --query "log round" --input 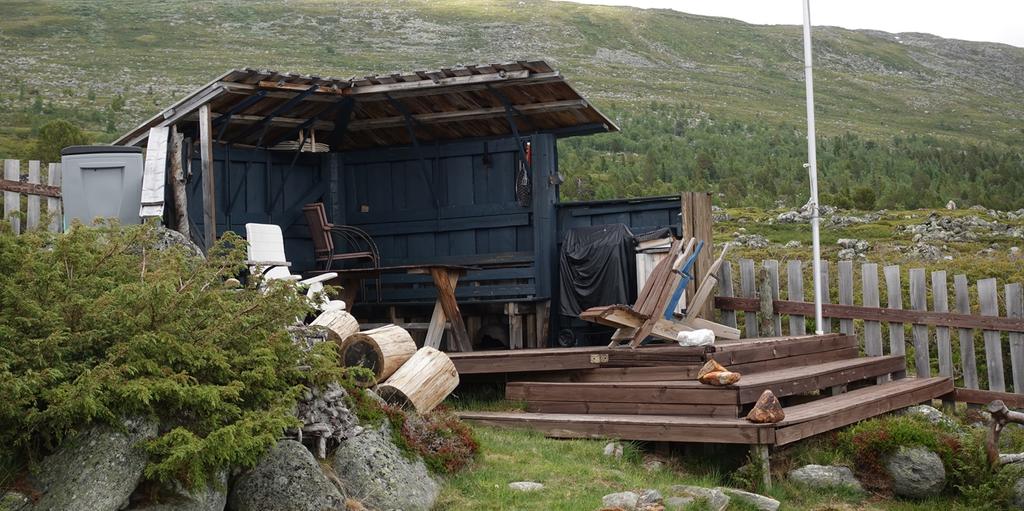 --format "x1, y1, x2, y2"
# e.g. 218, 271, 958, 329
377, 346, 459, 413
339, 324, 416, 383
311, 309, 360, 343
